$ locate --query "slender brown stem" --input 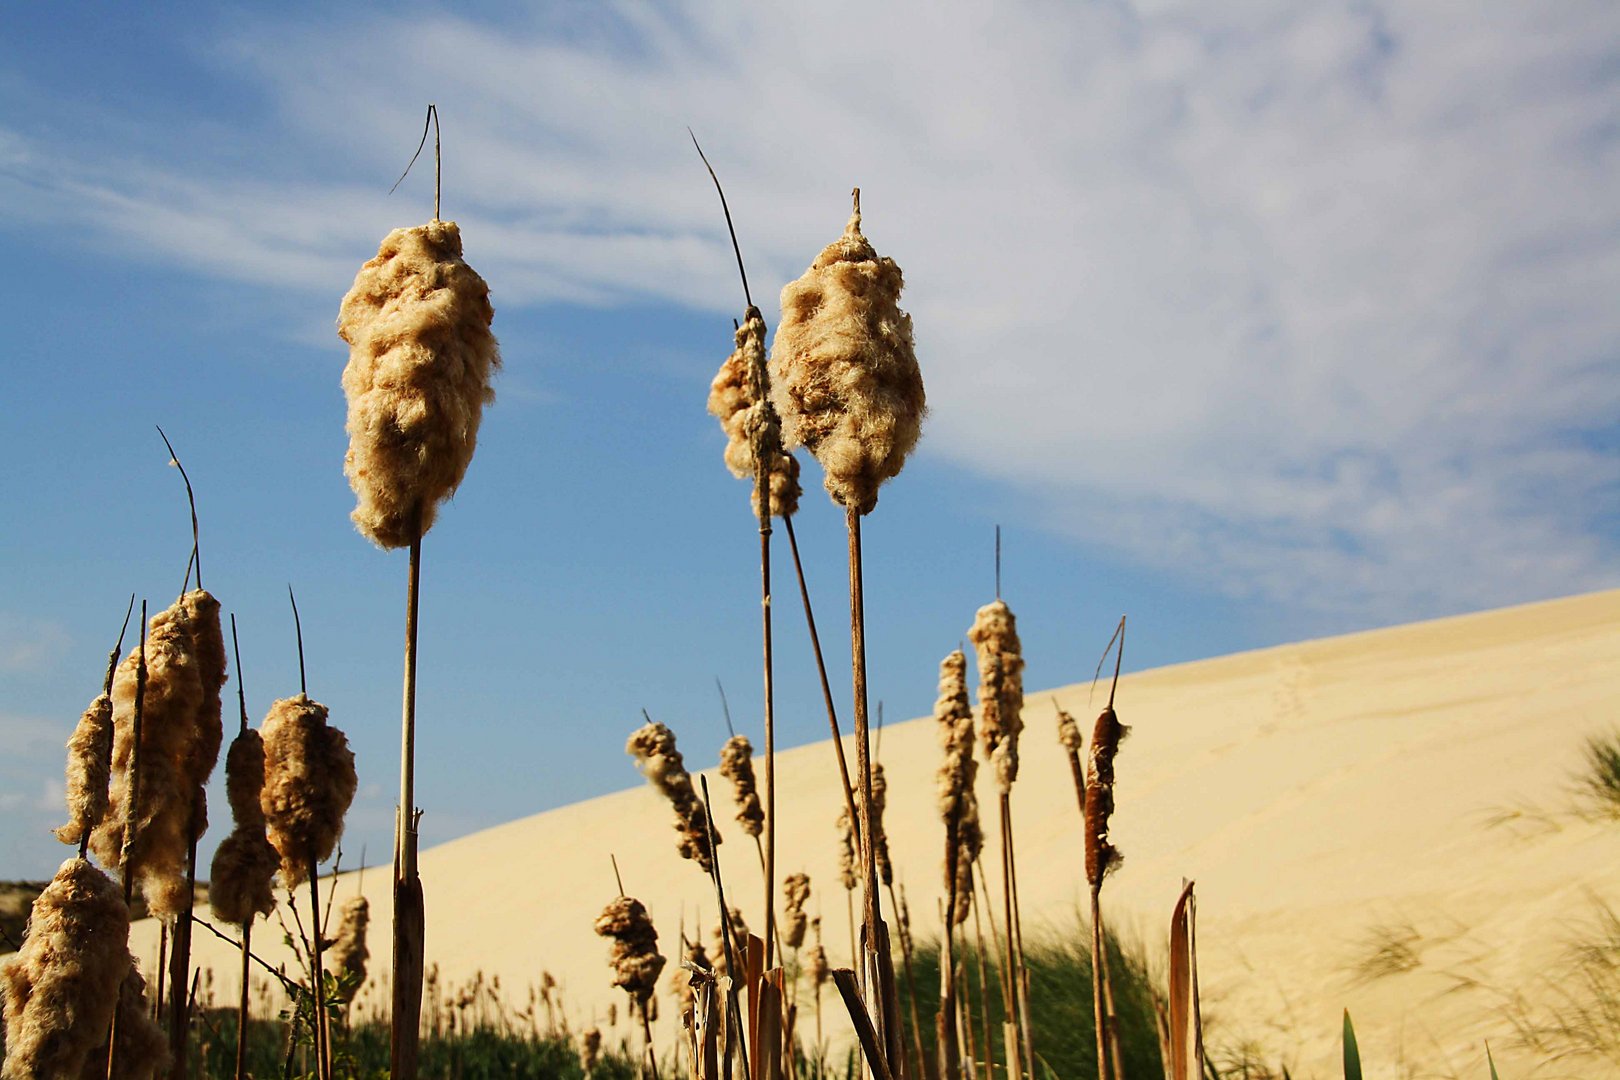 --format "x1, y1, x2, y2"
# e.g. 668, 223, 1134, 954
107, 602, 146, 1080
1002, 800, 1034, 1080
888, 882, 928, 1080
235, 921, 253, 1080
309, 858, 330, 1080
698, 775, 751, 1080
168, 812, 202, 1079
760, 507, 777, 973
642, 1002, 661, 1080
82, 595, 136, 858
391, 523, 425, 1079
783, 515, 862, 850
156, 426, 202, 593
969, 895, 993, 1080
1089, 886, 1109, 1080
